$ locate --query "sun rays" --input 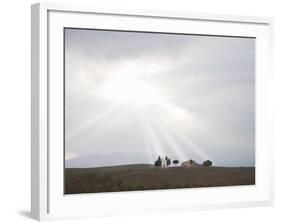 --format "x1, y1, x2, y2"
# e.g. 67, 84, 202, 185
65, 103, 123, 142
66, 72, 211, 164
